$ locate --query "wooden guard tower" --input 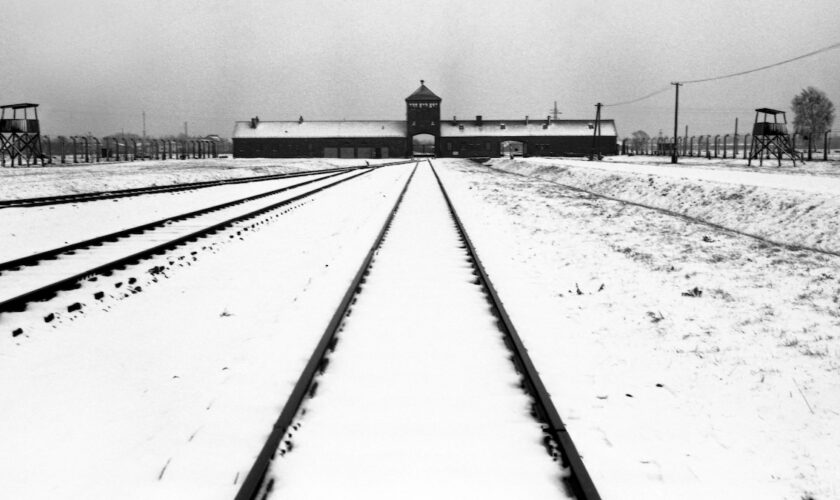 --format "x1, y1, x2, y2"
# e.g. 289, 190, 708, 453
0, 102, 44, 167
1, 103, 45, 166
748, 108, 800, 166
